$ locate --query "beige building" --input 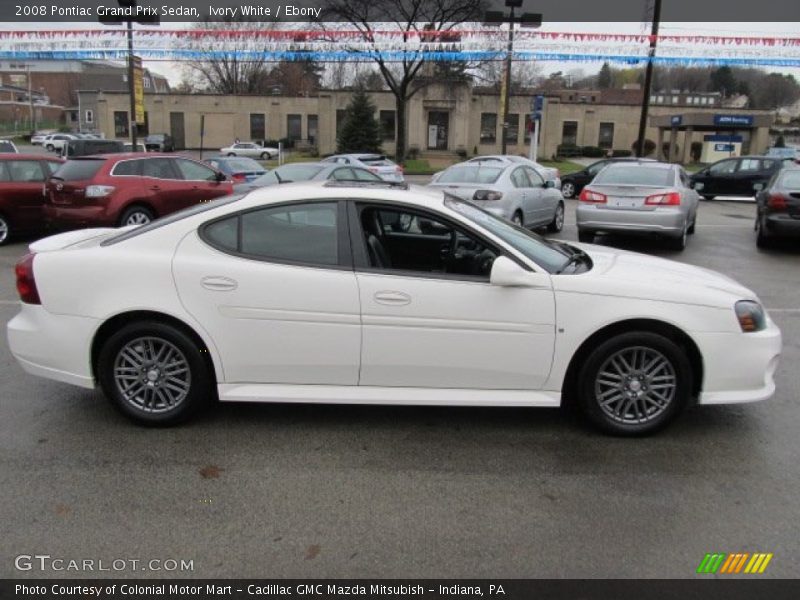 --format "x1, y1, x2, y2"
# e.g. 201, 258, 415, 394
78, 83, 773, 162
